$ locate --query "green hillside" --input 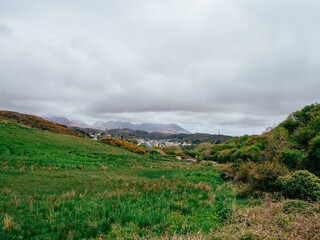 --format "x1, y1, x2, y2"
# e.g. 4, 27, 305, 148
0, 119, 245, 239
211, 103, 320, 173
0, 110, 88, 138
